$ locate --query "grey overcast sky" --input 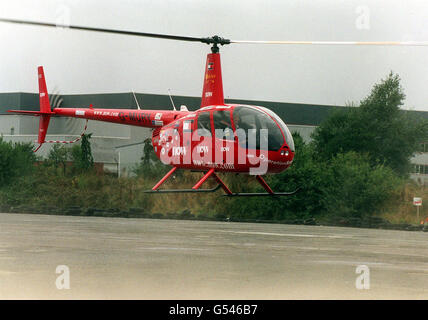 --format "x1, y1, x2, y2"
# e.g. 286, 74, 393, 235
1, 0, 428, 111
